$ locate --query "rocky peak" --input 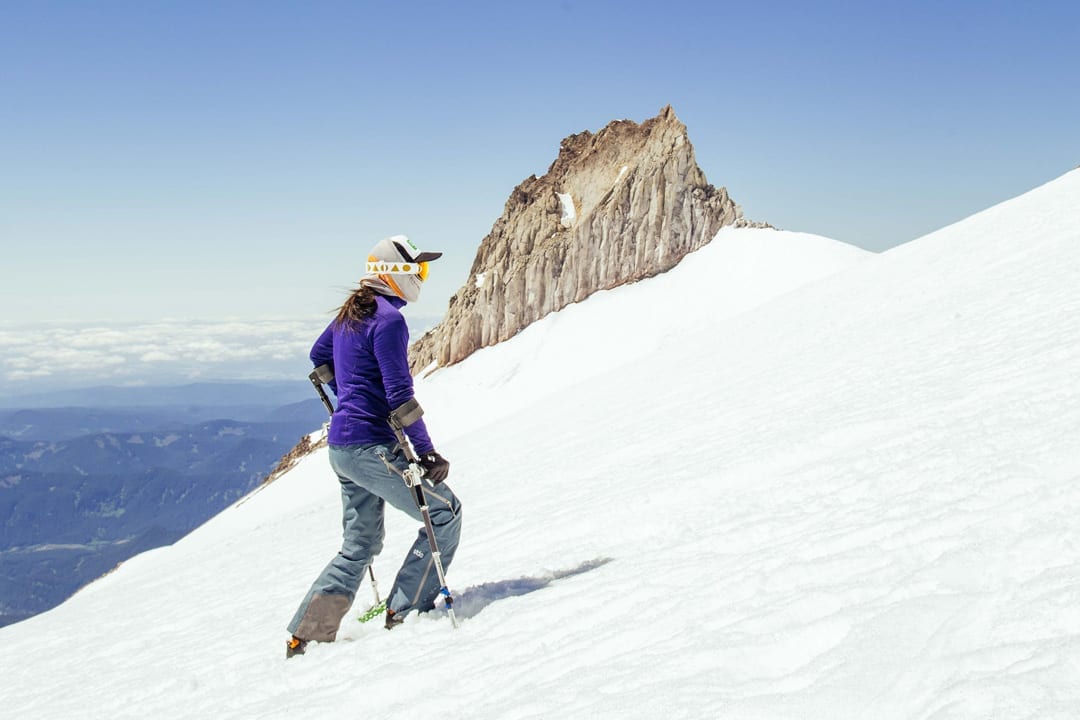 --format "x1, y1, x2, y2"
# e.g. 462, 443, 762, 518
410, 105, 758, 373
